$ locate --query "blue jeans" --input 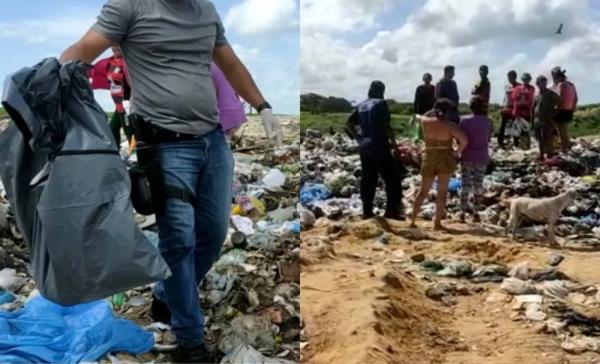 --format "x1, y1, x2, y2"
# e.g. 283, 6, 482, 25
153, 128, 233, 347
